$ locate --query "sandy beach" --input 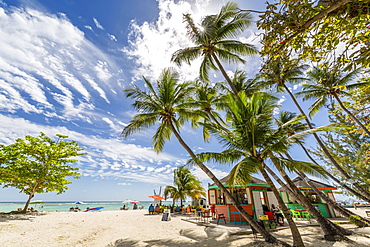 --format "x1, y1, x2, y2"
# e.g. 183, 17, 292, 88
1, 208, 370, 247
